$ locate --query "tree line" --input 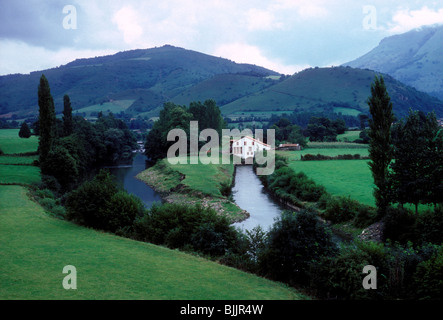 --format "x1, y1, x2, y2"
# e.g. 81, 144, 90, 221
36, 74, 138, 193
367, 76, 443, 216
